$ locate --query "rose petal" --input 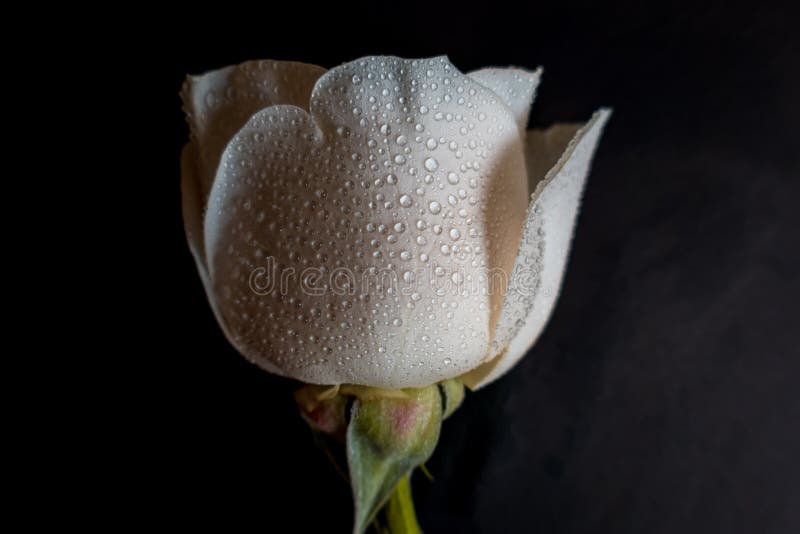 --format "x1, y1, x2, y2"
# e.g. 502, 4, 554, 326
468, 67, 542, 131
181, 143, 281, 372
181, 145, 233, 351
181, 60, 327, 243
204, 56, 528, 387
462, 108, 612, 389
180, 143, 205, 270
